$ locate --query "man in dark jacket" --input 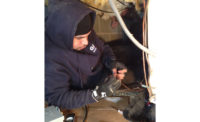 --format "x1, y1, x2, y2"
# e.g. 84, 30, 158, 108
45, 0, 127, 109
